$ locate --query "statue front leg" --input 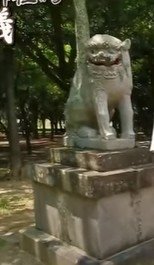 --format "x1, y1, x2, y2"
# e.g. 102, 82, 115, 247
118, 95, 135, 139
93, 89, 116, 140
